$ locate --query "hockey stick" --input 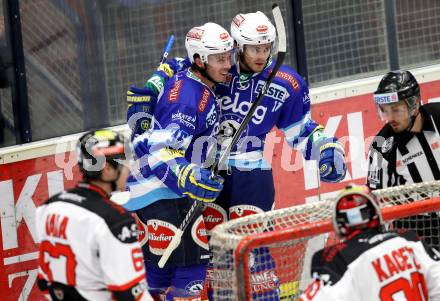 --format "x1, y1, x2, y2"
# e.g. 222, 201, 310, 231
158, 4, 287, 268
159, 35, 175, 66
110, 35, 175, 206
